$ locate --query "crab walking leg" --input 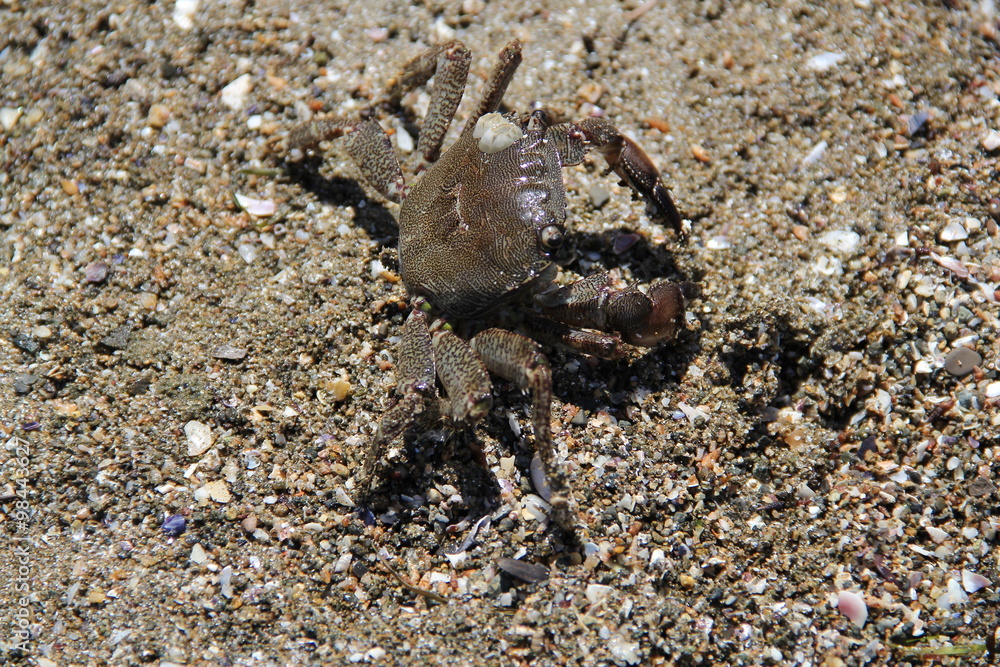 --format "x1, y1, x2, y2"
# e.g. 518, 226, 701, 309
363, 311, 440, 485
473, 40, 523, 120
289, 119, 408, 204
536, 272, 686, 347
431, 331, 494, 423
554, 117, 682, 233
382, 41, 472, 165
470, 329, 574, 529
